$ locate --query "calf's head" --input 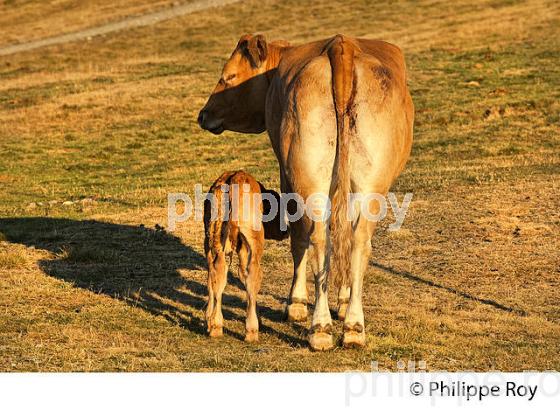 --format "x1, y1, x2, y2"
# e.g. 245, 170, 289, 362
198, 34, 274, 134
